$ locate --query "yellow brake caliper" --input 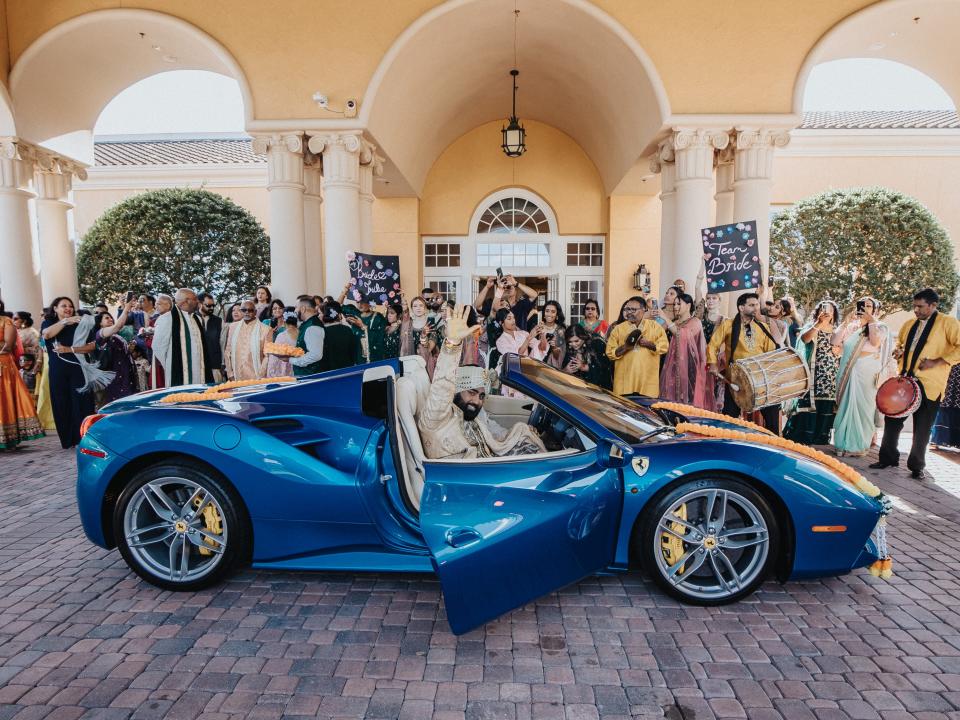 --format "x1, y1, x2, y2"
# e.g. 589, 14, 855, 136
661, 503, 688, 574
194, 497, 223, 556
